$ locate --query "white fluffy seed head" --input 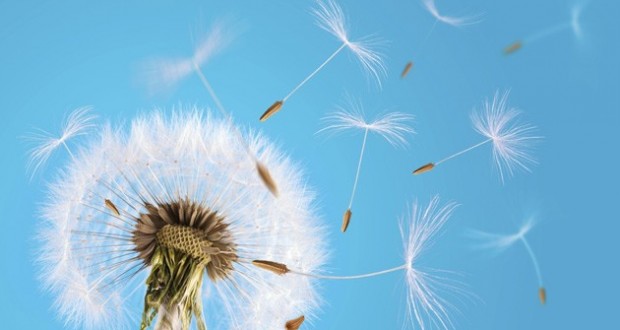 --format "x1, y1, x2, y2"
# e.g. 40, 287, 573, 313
312, 0, 387, 86
471, 90, 541, 184
400, 196, 463, 330
317, 98, 415, 147
35, 108, 327, 329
